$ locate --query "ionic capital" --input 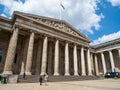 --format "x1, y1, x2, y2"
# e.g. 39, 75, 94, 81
107, 49, 112, 52
12, 22, 19, 30
81, 45, 85, 49
55, 37, 60, 41
74, 43, 77, 46
43, 33, 49, 38
65, 40, 70, 44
